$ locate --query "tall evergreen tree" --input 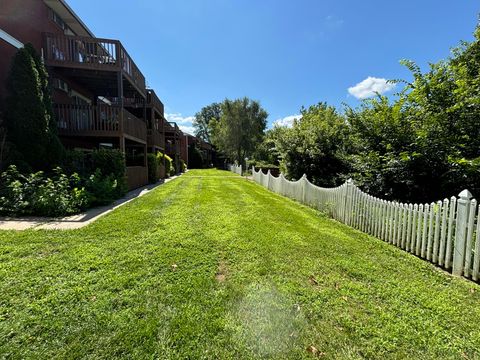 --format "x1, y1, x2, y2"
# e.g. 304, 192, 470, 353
4, 44, 64, 171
